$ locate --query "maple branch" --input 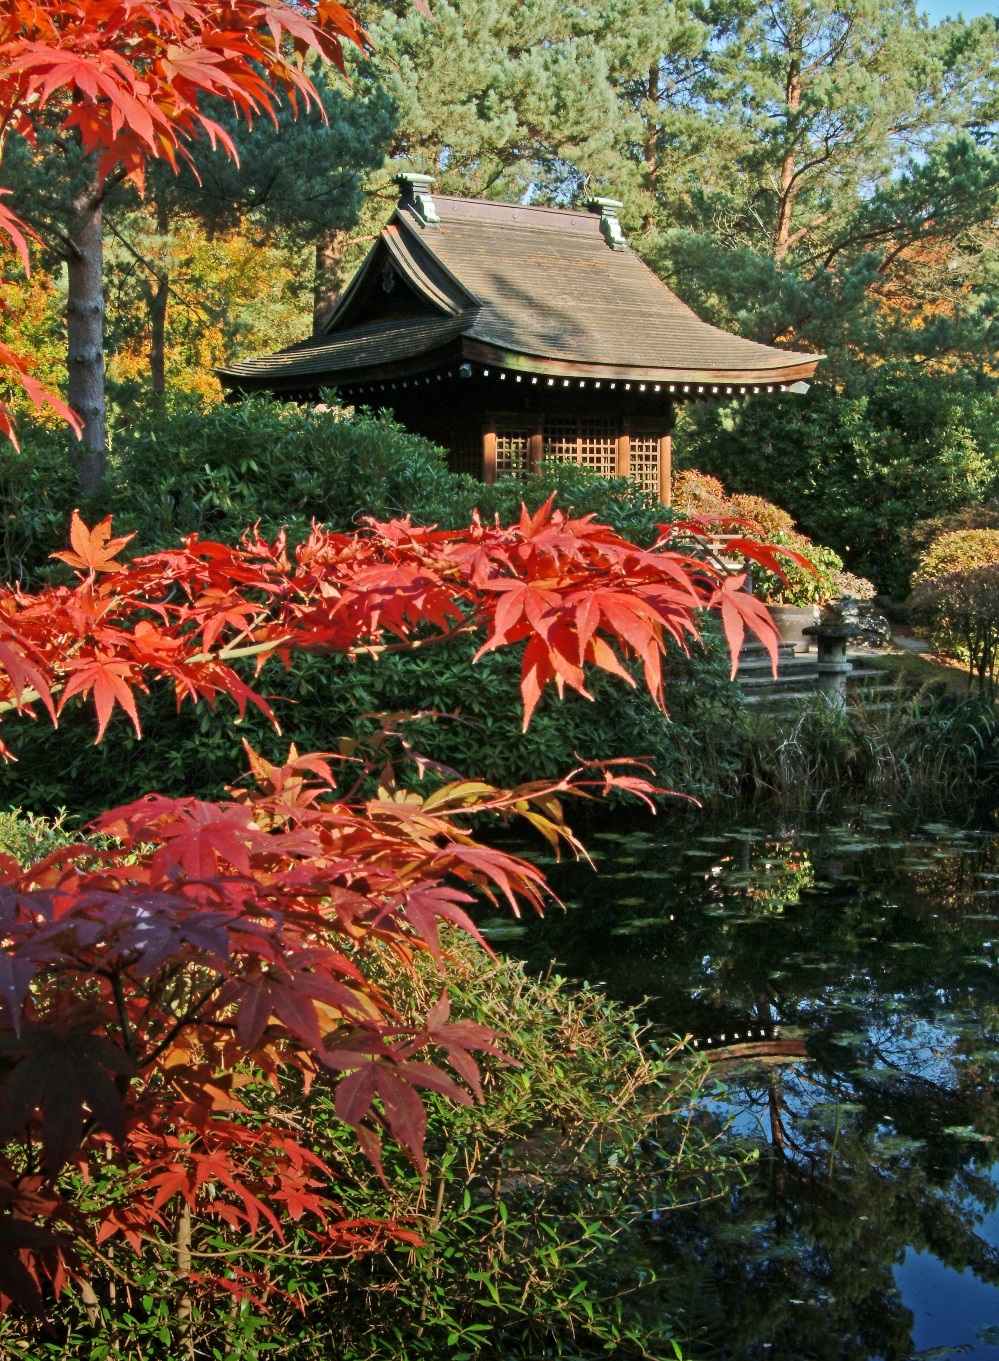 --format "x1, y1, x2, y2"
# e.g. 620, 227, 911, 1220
343, 619, 479, 660
141, 981, 227, 1068
108, 968, 138, 1076
189, 637, 292, 664
0, 686, 44, 715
